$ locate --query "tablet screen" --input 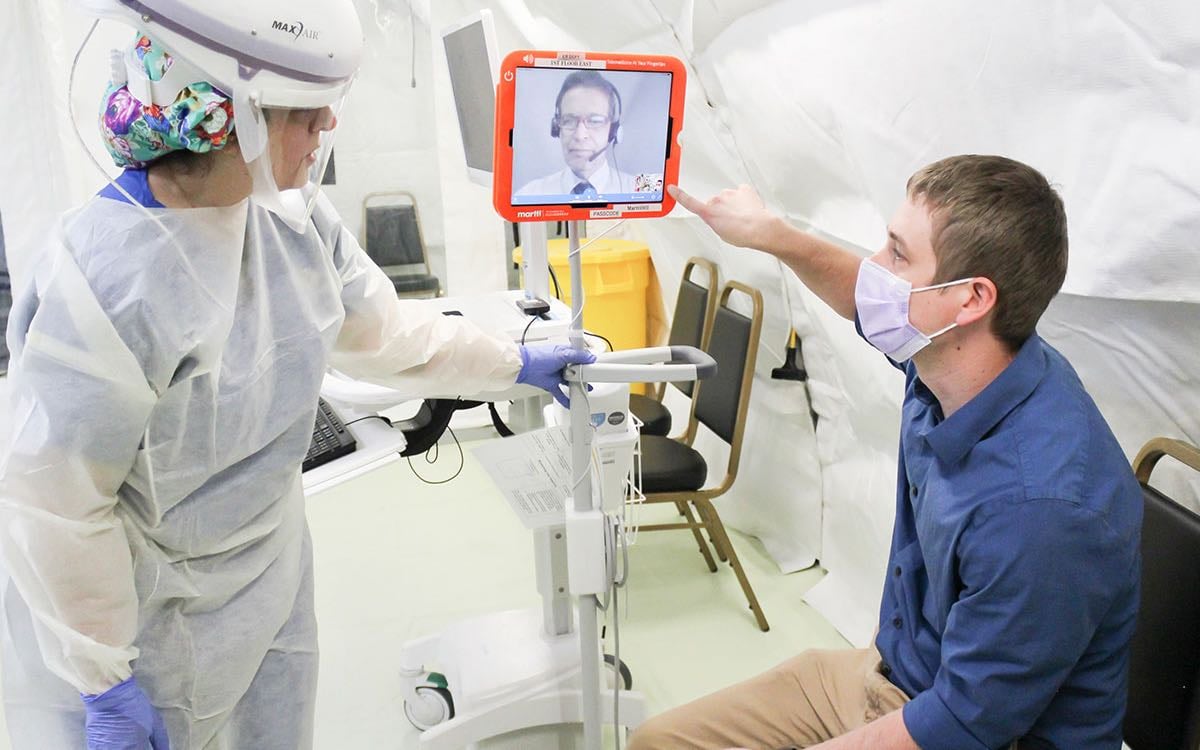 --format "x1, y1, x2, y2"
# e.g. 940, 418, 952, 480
510, 67, 673, 206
